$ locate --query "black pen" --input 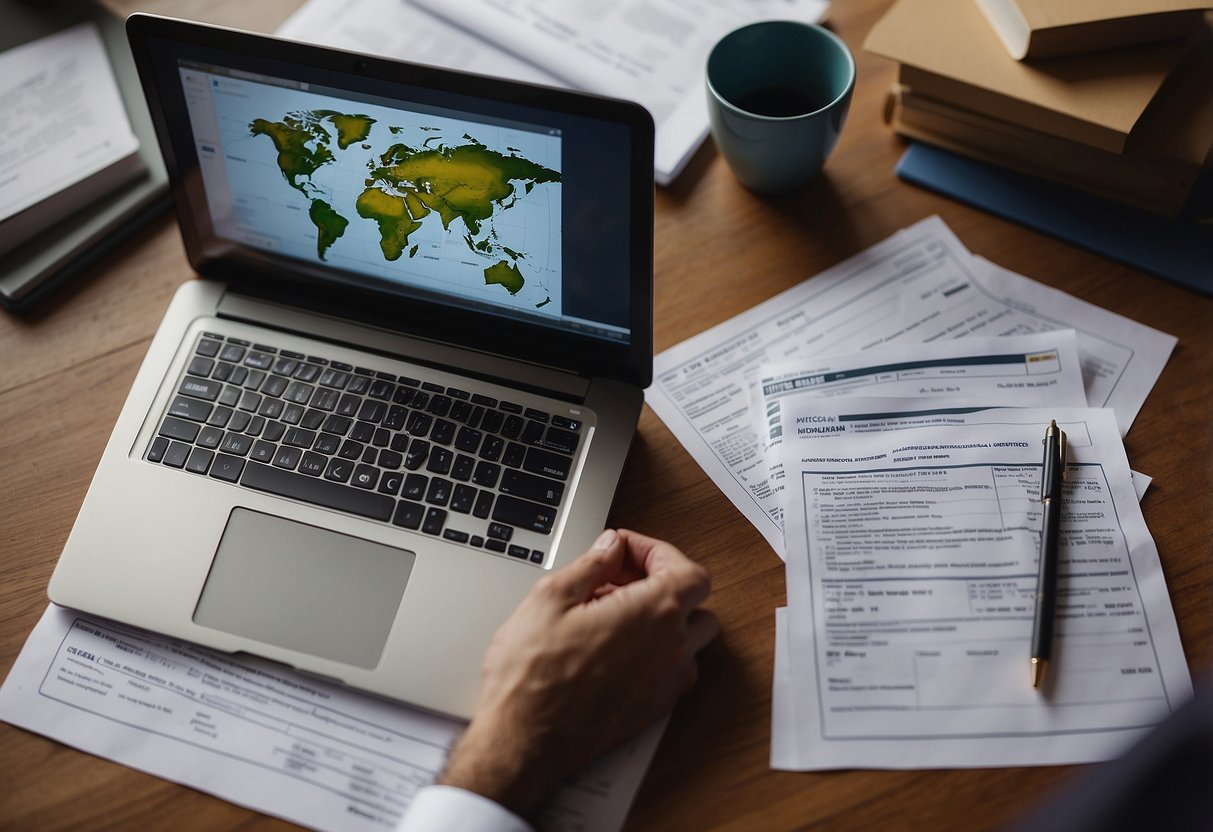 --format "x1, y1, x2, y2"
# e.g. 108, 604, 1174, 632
1031, 420, 1066, 688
